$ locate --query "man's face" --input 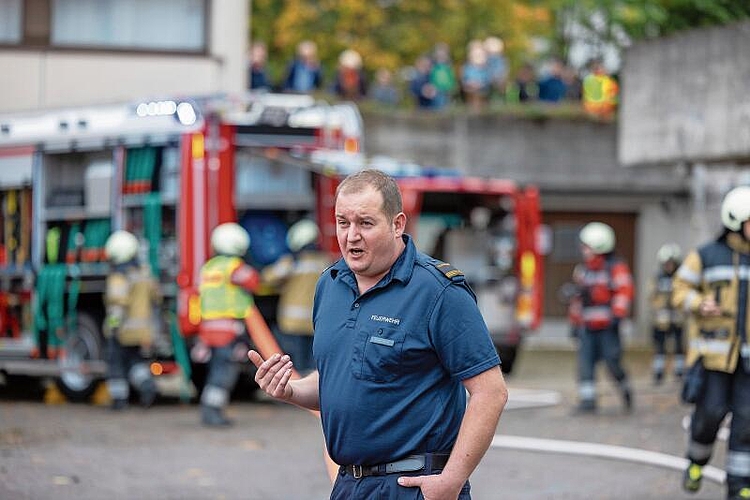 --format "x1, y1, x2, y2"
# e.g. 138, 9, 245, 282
580, 244, 596, 261
335, 186, 404, 280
